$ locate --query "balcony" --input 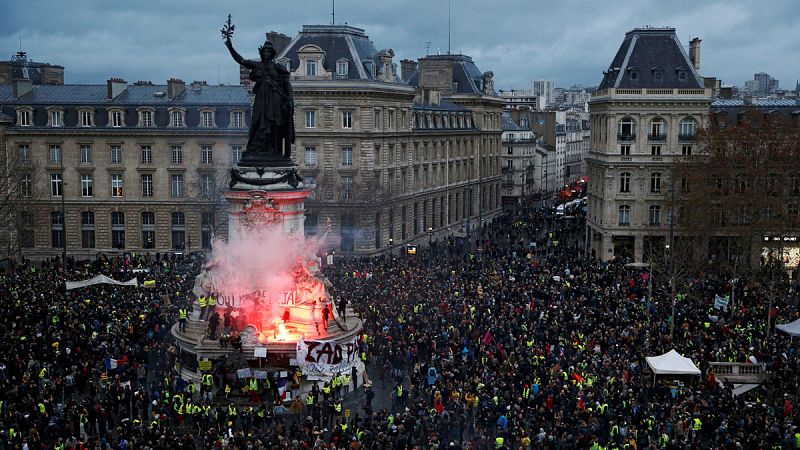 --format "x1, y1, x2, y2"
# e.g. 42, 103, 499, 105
502, 137, 535, 144
617, 133, 636, 142
648, 133, 667, 143
678, 133, 696, 142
